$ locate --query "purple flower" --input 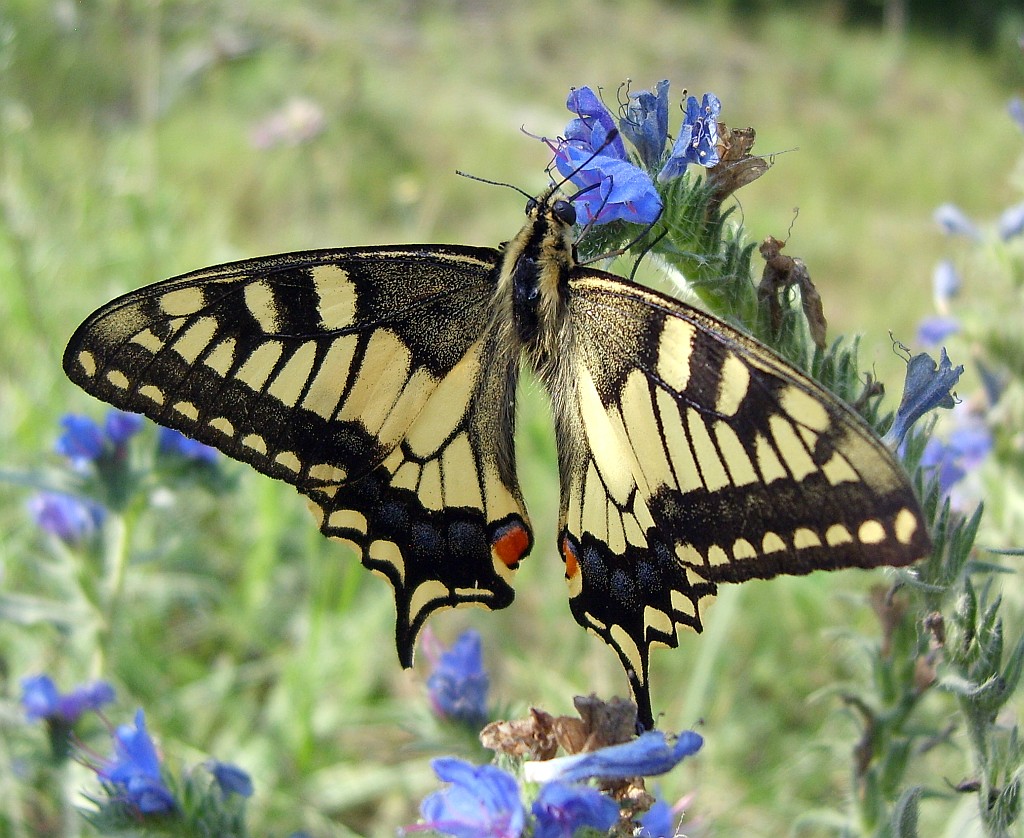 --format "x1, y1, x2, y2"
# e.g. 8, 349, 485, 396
55, 414, 106, 465
157, 427, 218, 463
208, 760, 254, 798
619, 79, 670, 170
21, 674, 115, 723
883, 348, 964, 449
998, 202, 1024, 241
638, 798, 675, 837
523, 730, 703, 784
28, 492, 105, 543
530, 781, 619, 838
99, 710, 176, 814
564, 86, 627, 161
933, 203, 979, 240
426, 629, 490, 726
916, 315, 960, 347
104, 411, 144, 446
416, 757, 524, 838
553, 142, 661, 225
658, 93, 721, 182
